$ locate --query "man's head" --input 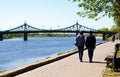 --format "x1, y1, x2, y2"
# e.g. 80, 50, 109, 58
80, 31, 83, 35
90, 31, 93, 35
